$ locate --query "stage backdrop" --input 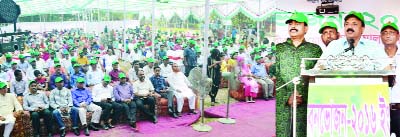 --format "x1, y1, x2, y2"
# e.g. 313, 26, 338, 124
274, 0, 400, 48
307, 83, 390, 137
